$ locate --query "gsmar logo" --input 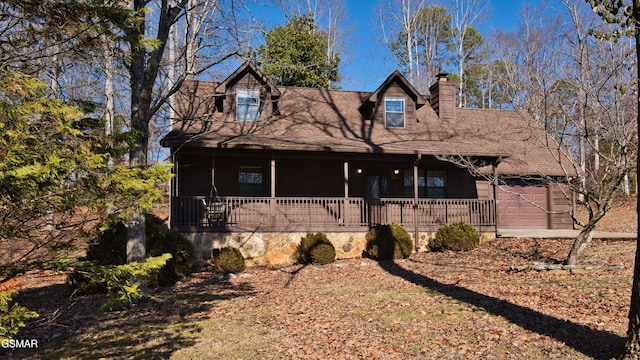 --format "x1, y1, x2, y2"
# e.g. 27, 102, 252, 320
1, 339, 38, 349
